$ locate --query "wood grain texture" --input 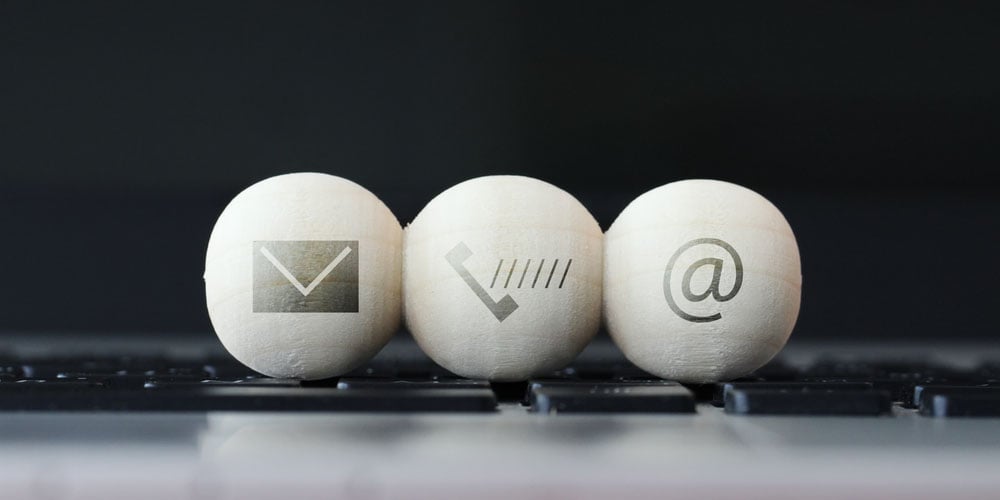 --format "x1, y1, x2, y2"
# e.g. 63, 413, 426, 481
205, 173, 402, 380
604, 179, 801, 383
404, 176, 602, 381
